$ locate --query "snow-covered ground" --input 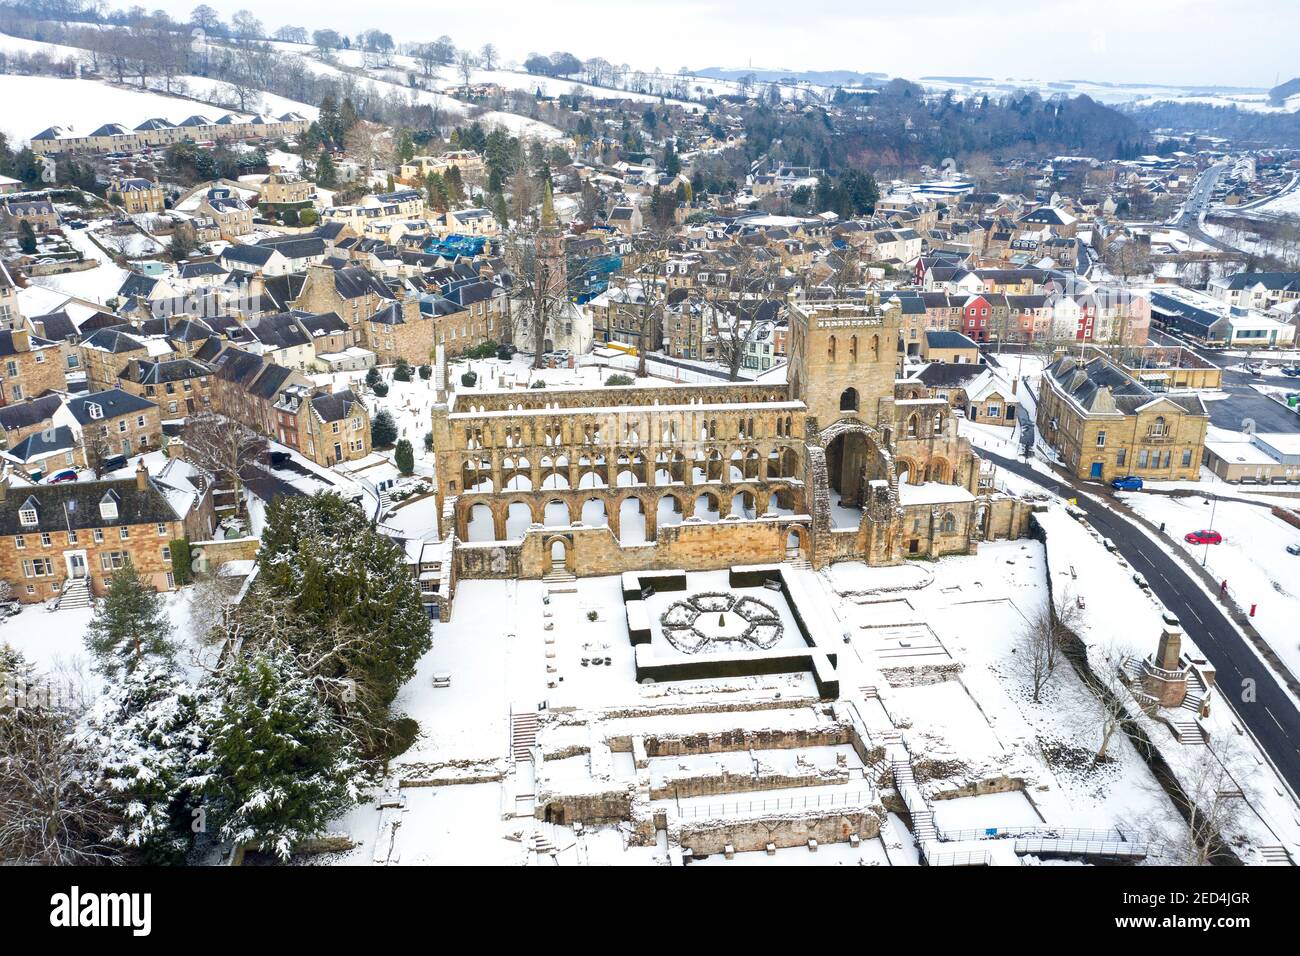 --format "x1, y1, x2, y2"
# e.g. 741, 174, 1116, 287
1118, 491, 1300, 680
0, 73, 264, 145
